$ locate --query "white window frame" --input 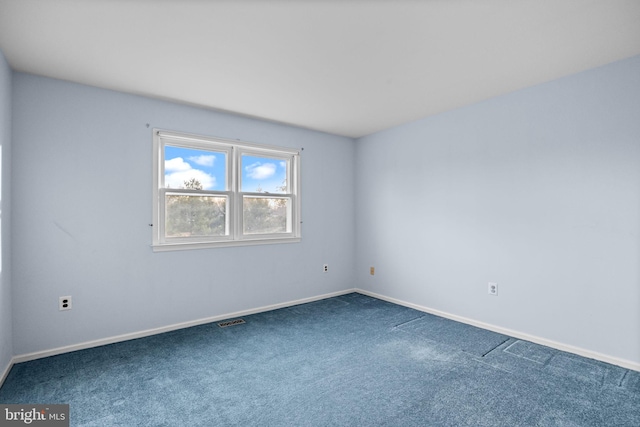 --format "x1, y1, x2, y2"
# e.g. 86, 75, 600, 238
152, 129, 301, 251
